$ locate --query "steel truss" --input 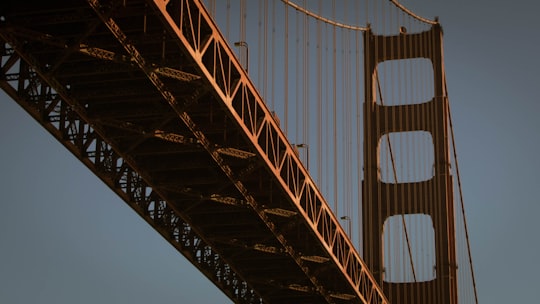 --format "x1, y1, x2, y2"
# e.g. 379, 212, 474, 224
0, 0, 387, 303
0, 42, 261, 304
